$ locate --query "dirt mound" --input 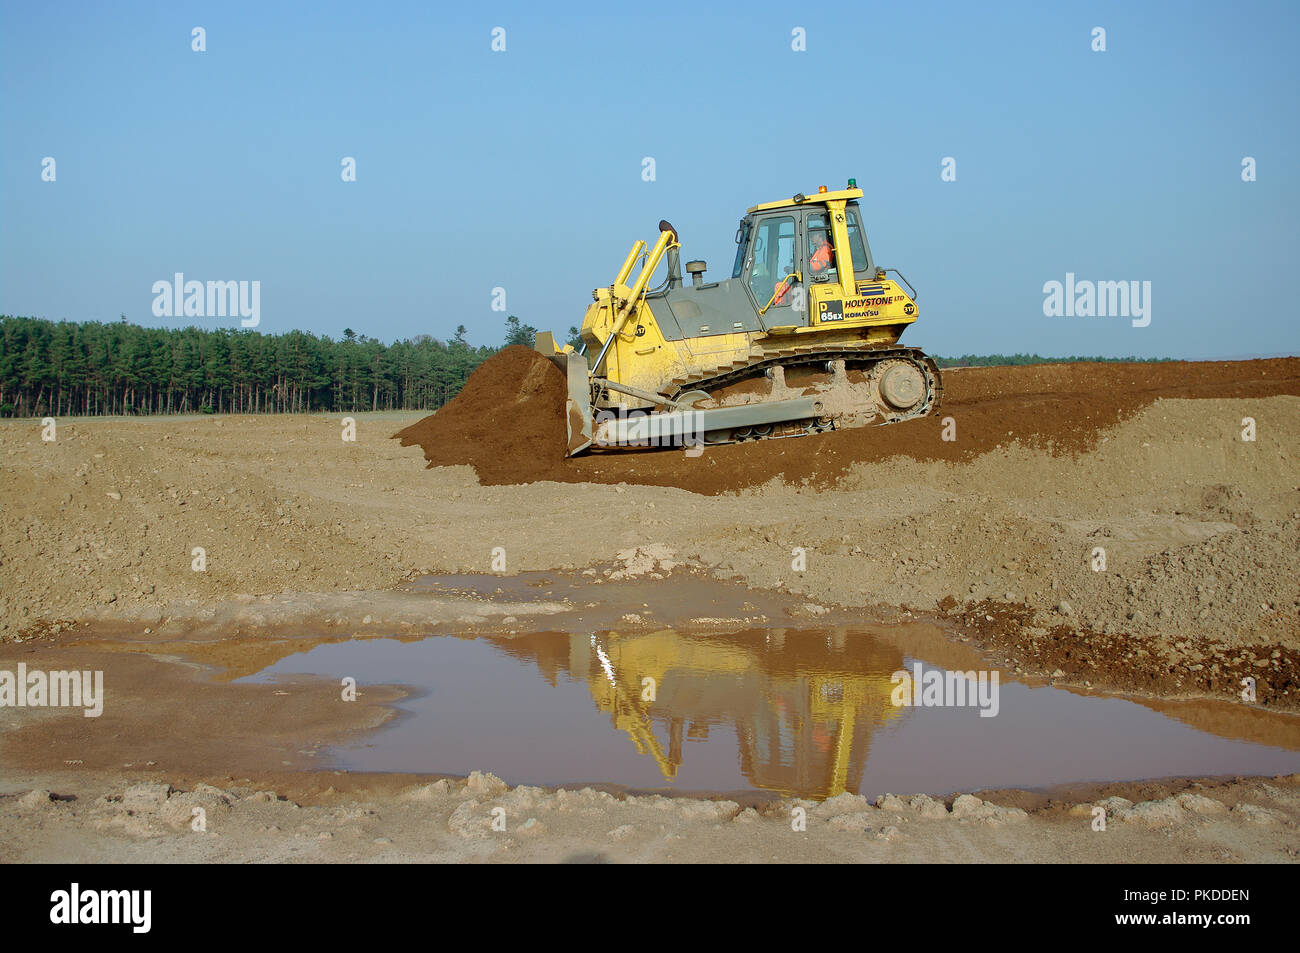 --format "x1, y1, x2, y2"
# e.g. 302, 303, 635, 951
396, 349, 1300, 495
395, 346, 570, 486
